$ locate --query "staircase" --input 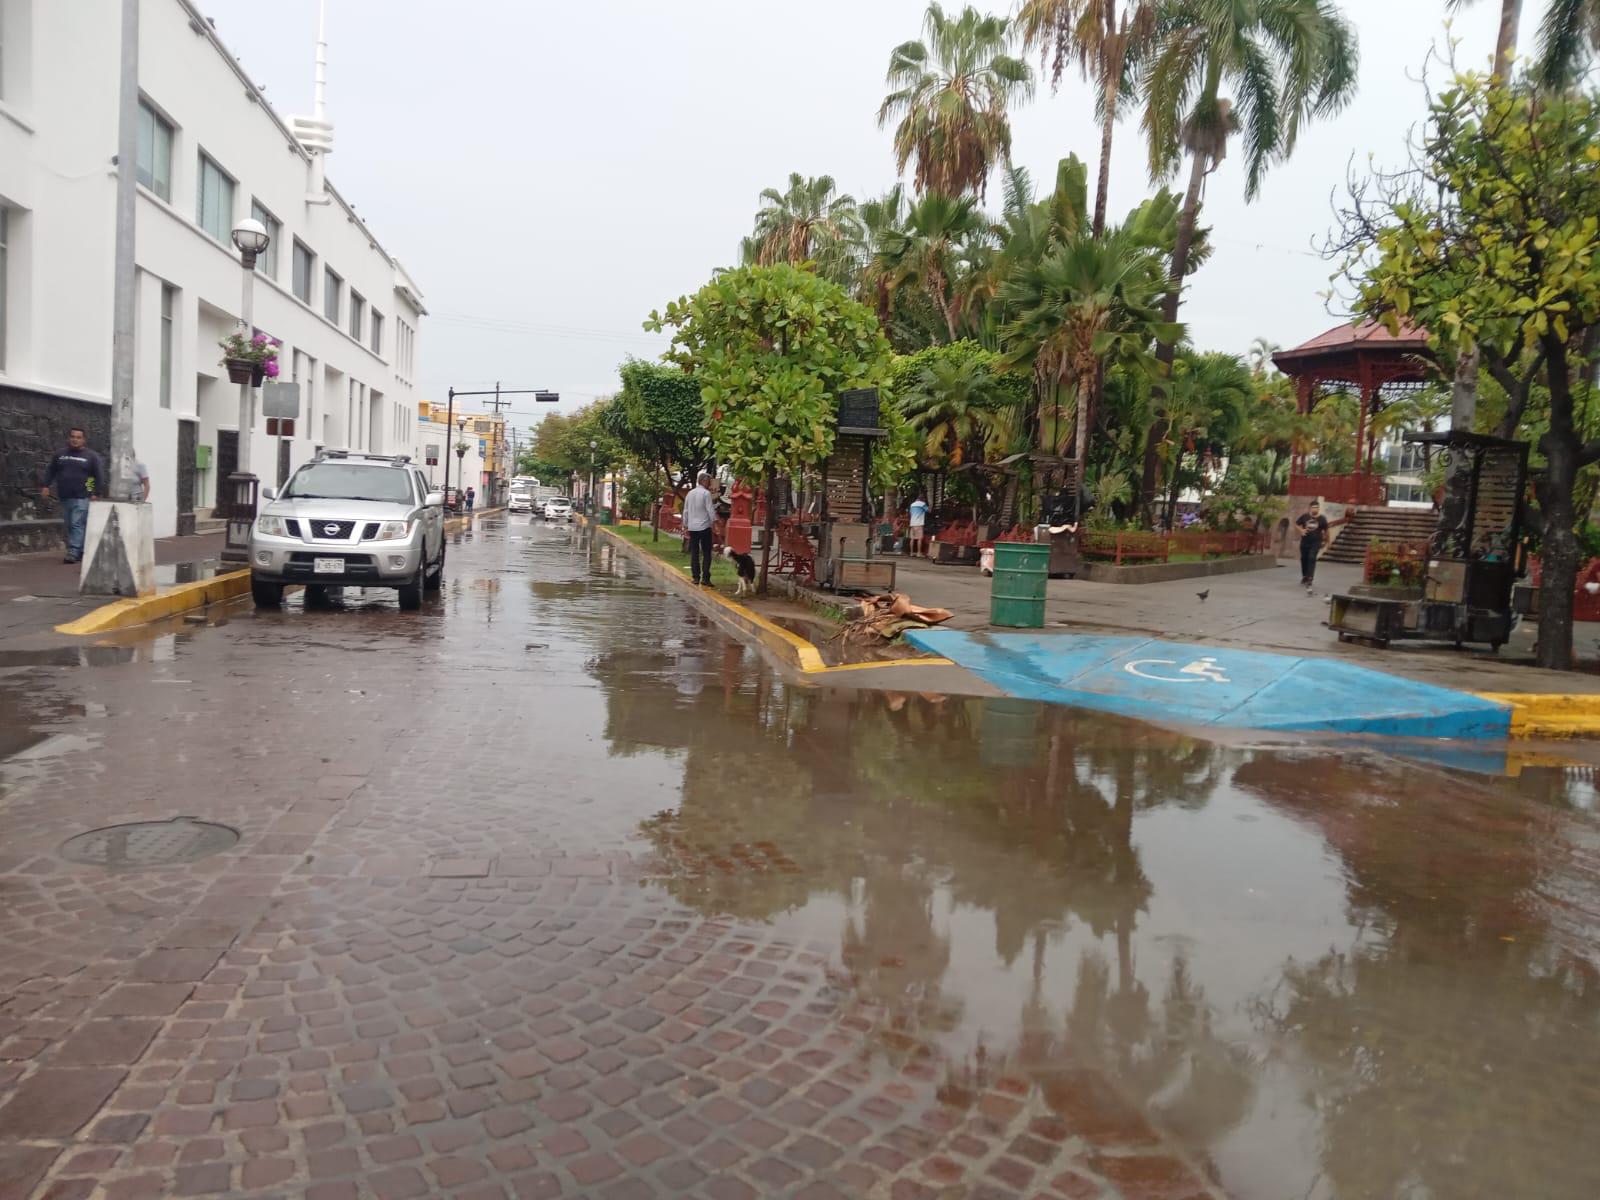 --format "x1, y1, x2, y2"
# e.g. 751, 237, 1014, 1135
1322, 506, 1438, 564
